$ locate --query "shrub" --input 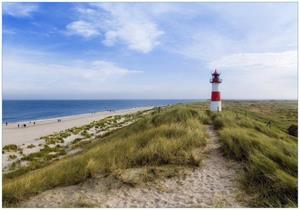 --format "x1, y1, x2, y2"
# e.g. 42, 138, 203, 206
213, 118, 224, 130
81, 130, 92, 138
3, 144, 18, 152
9, 154, 17, 160
27, 144, 35, 149
287, 125, 297, 137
